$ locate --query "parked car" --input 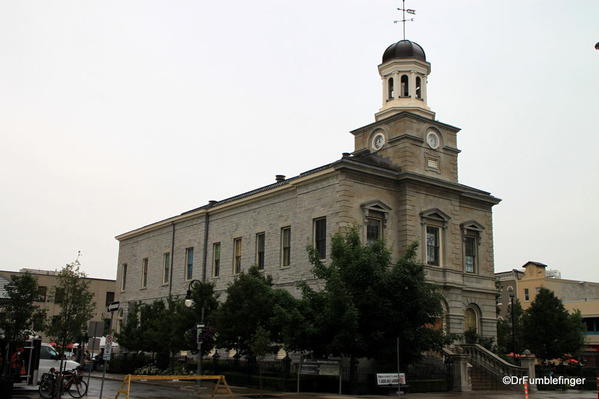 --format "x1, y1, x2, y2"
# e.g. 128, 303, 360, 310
38, 344, 79, 383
